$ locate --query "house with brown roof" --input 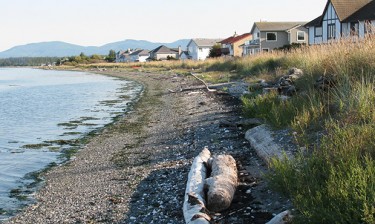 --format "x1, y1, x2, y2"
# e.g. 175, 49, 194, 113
186, 38, 222, 60
219, 32, 252, 57
305, 0, 375, 44
242, 22, 308, 56
148, 45, 180, 61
